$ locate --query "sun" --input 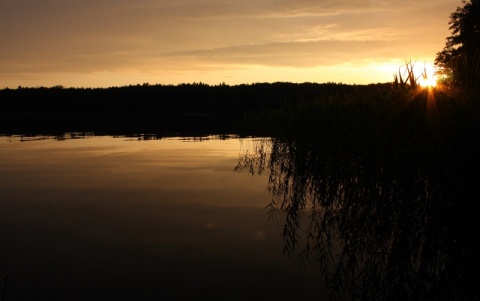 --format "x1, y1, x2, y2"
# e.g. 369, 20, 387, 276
419, 76, 438, 87
417, 64, 438, 88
